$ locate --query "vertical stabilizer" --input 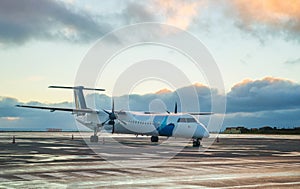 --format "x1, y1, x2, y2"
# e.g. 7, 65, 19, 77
74, 86, 87, 109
